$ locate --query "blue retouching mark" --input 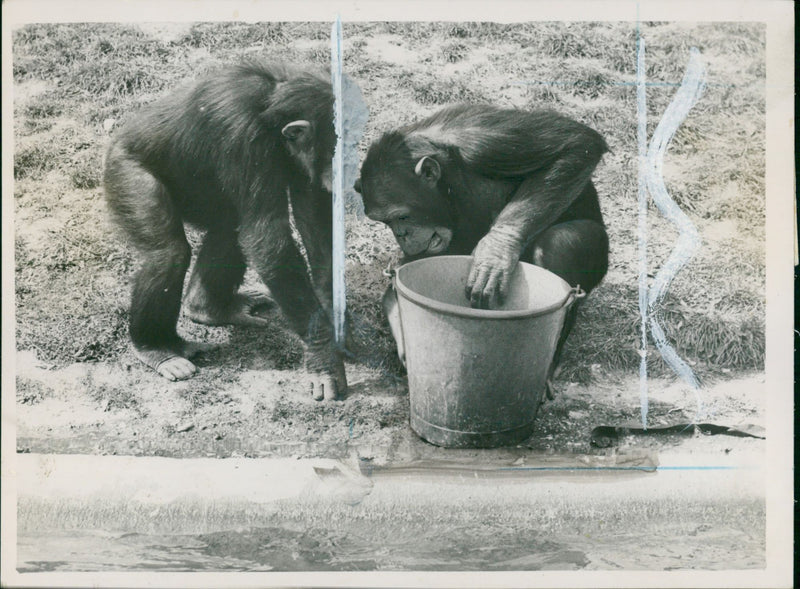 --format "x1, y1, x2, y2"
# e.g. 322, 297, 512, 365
636, 34, 649, 430
331, 16, 346, 347
633, 25, 706, 427
644, 48, 707, 419
497, 466, 737, 472
331, 16, 369, 347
